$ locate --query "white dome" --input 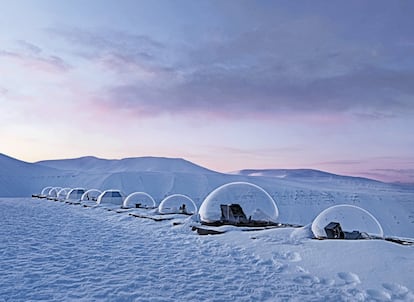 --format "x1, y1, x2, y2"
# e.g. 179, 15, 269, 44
41, 186, 53, 196
198, 182, 279, 225
81, 189, 102, 202
123, 192, 156, 209
158, 194, 197, 214
97, 190, 124, 206
57, 188, 71, 201
48, 187, 62, 198
67, 188, 86, 200
311, 204, 384, 239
